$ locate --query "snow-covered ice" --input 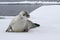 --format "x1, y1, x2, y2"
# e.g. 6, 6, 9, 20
0, 5, 60, 40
